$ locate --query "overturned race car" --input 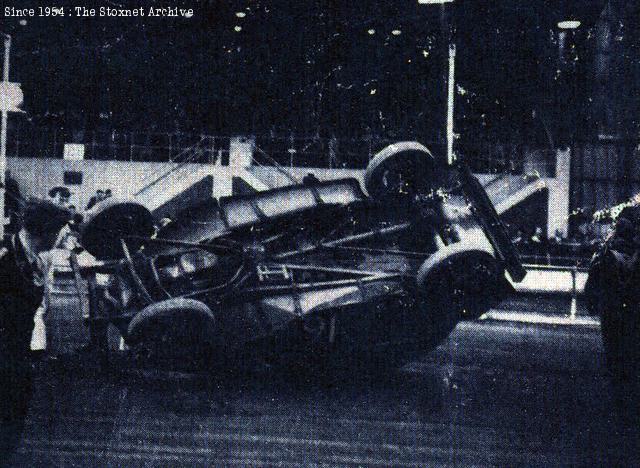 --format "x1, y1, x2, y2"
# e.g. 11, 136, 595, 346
72, 142, 526, 371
